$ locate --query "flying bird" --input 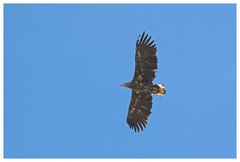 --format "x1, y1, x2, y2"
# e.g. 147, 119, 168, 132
121, 32, 166, 132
